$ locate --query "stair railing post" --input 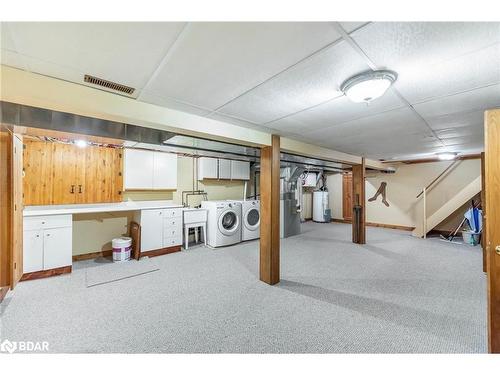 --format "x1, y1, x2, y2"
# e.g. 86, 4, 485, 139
423, 187, 427, 239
